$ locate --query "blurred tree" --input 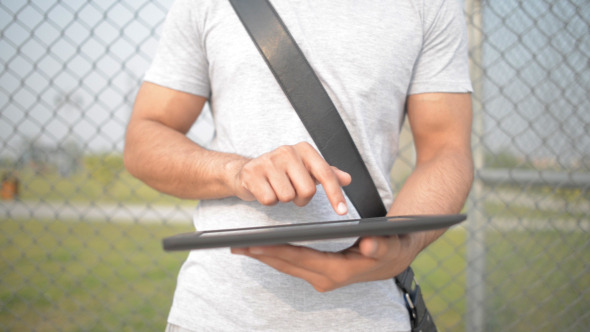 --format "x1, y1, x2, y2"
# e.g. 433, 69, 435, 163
84, 153, 125, 187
